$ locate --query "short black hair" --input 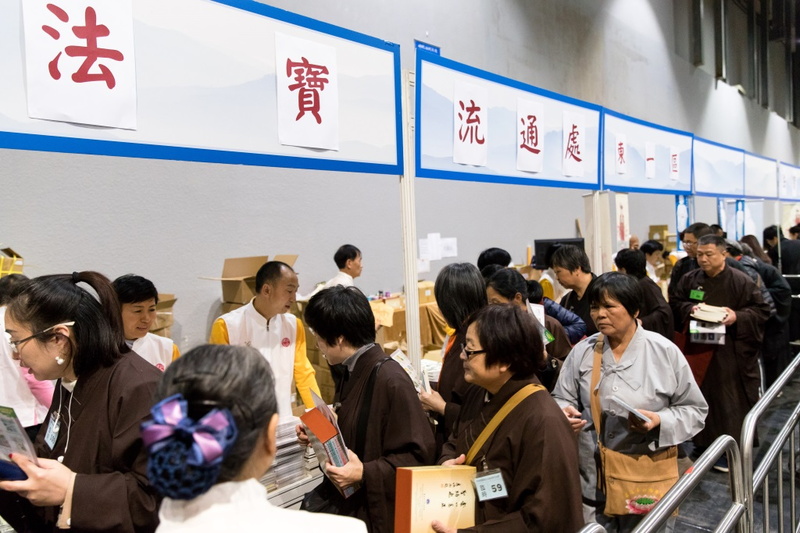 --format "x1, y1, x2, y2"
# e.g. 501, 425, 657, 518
763, 225, 781, 242
588, 272, 641, 318
790, 224, 800, 237
304, 286, 375, 348
334, 245, 361, 269
682, 222, 712, 240
152, 344, 277, 496
698, 234, 727, 250
0, 274, 30, 306
435, 263, 487, 331
710, 224, 727, 237
113, 274, 159, 305
526, 280, 543, 303
479, 263, 503, 281
255, 261, 293, 292
639, 240, 664, 256
486, 268, 528, 301
465, 304, 543, 379
550, 244, 591, 273
477, 248, 511, 271
614, 249, 647, 279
